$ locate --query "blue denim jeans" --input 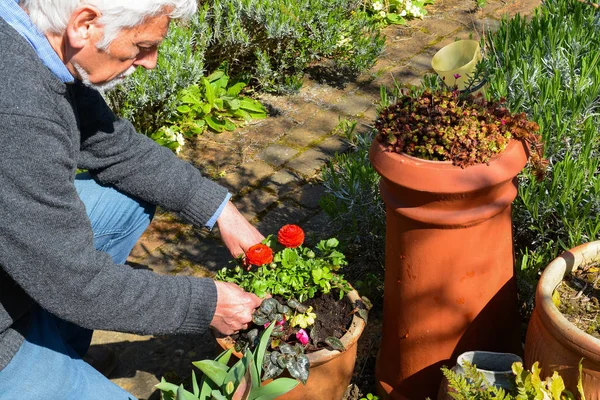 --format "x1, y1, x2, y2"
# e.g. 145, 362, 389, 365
0, 173, 155, 399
